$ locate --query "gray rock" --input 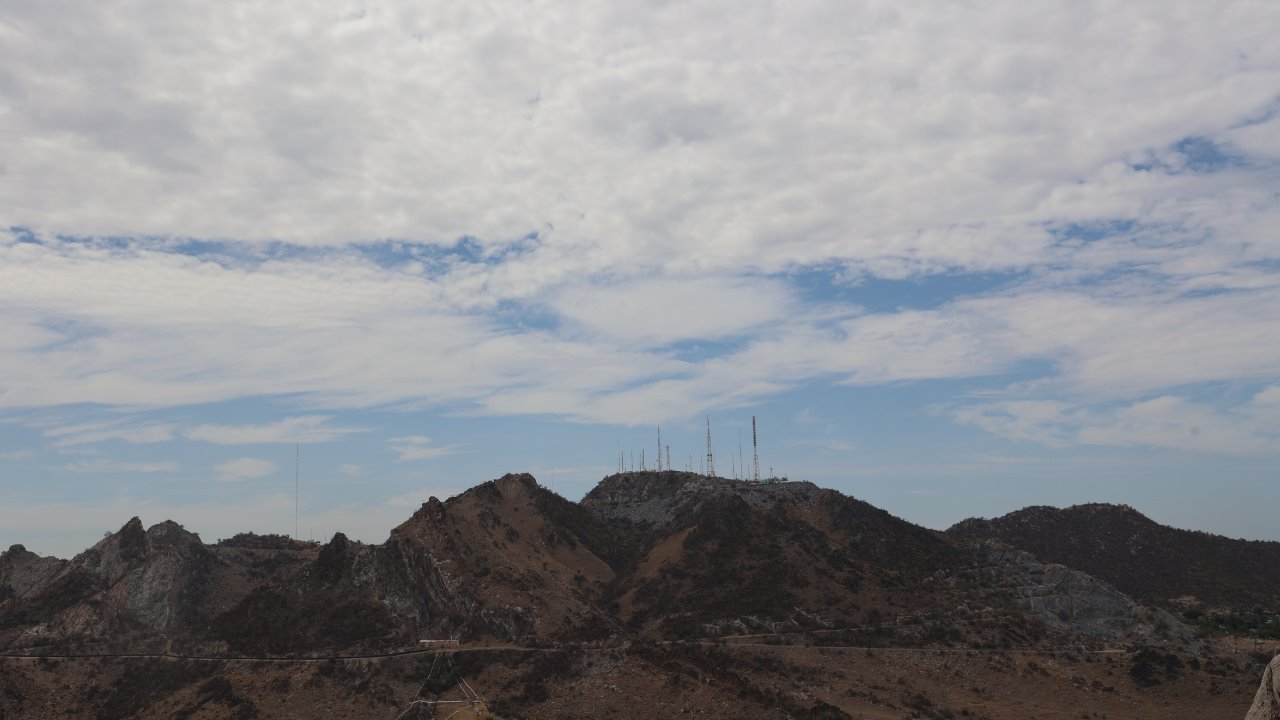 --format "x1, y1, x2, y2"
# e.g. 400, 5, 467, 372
976, 542, 1196, 643
0, 544, 67, 600
1247, 656, 1280, 720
